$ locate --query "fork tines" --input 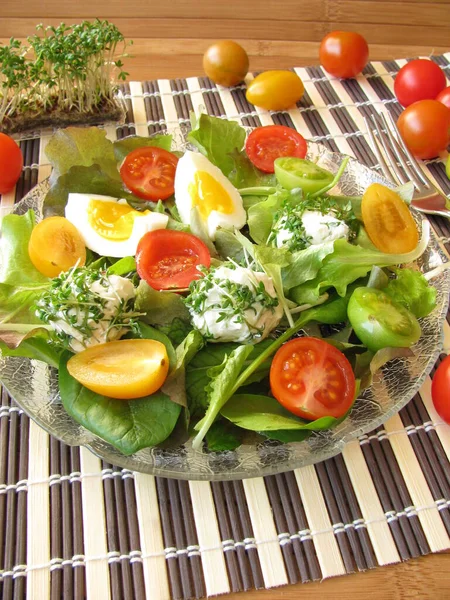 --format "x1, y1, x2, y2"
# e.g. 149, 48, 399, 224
364, 111, 431, 191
